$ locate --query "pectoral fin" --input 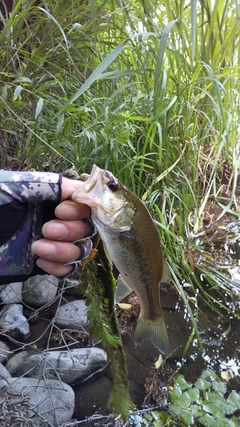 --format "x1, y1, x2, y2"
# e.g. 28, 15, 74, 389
115, 275, 132, 303
102, 241, 113, 267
